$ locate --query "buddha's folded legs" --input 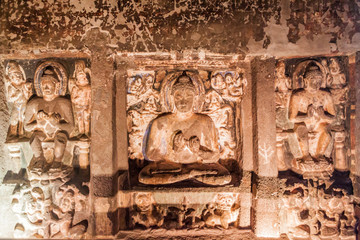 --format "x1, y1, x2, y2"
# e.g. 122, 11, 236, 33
138, 161, 231, 185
